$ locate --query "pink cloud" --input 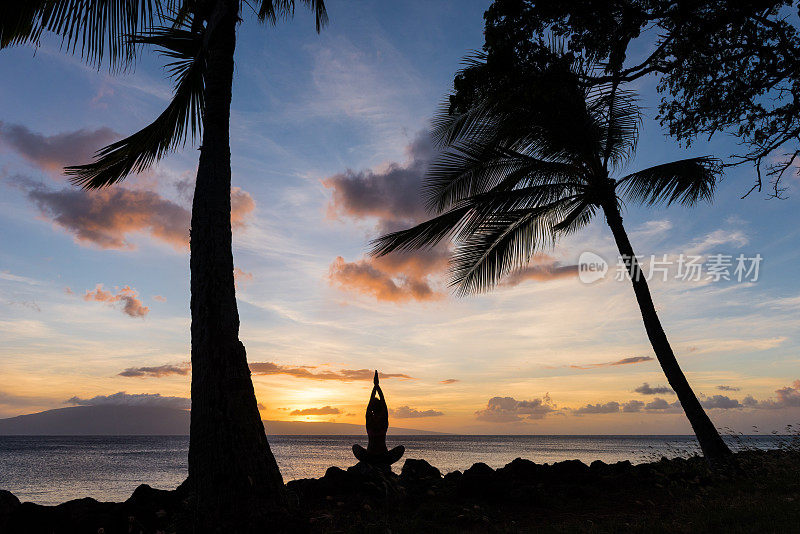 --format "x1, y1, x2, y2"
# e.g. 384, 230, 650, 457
83, 284, 149, 318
